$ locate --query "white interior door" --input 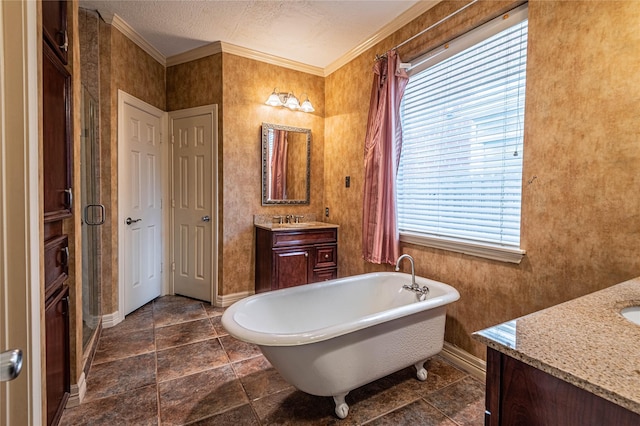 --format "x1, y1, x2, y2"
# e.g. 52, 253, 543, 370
170, 106, 217, 302
118, 92, 164, 315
